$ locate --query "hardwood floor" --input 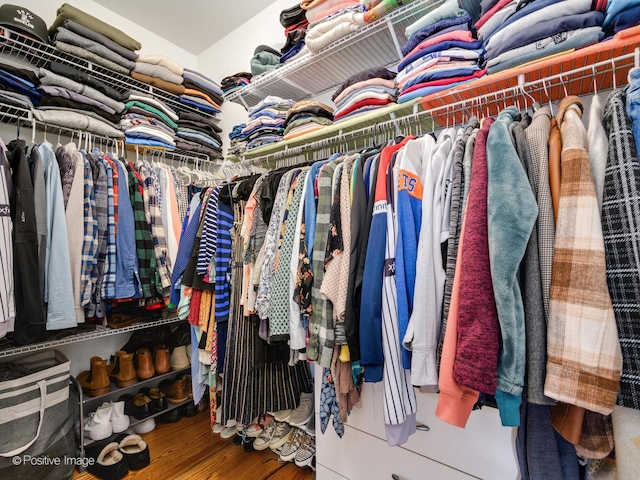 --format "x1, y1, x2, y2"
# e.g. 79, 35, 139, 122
74, 411, 313, 480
